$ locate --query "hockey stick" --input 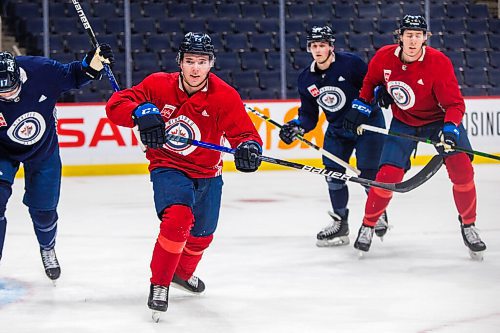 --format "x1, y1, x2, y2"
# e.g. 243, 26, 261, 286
164, 133, 444, 193
360, 124, 500, 161
70, 0, 146, 152
246, 106, 361, 176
